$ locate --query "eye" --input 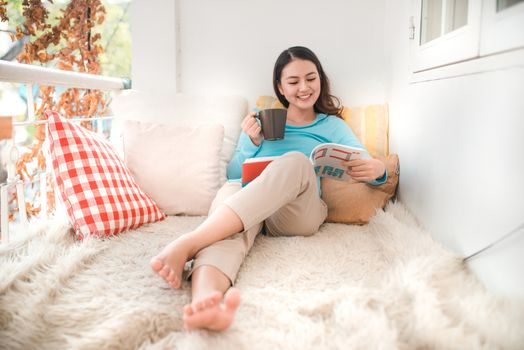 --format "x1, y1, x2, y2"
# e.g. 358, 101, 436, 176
307, 77, 317, 82
288, 81, 298, 85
